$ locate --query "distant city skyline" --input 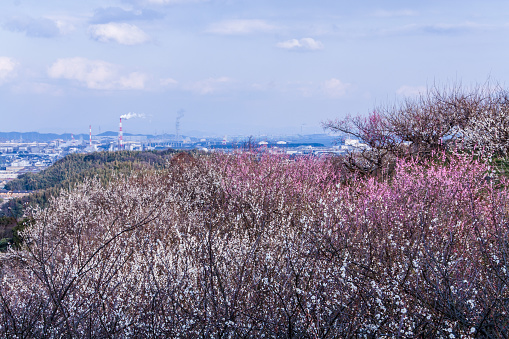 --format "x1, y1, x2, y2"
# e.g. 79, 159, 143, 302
1, 0, 508, 136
